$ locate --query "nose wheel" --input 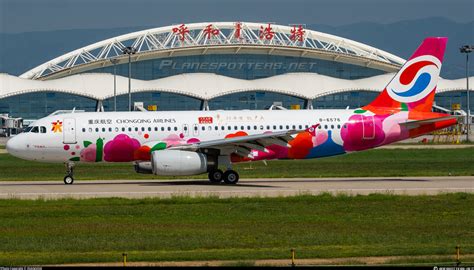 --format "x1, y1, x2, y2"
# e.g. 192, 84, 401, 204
64, 175, 74, 185
64, 162, 75, 185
